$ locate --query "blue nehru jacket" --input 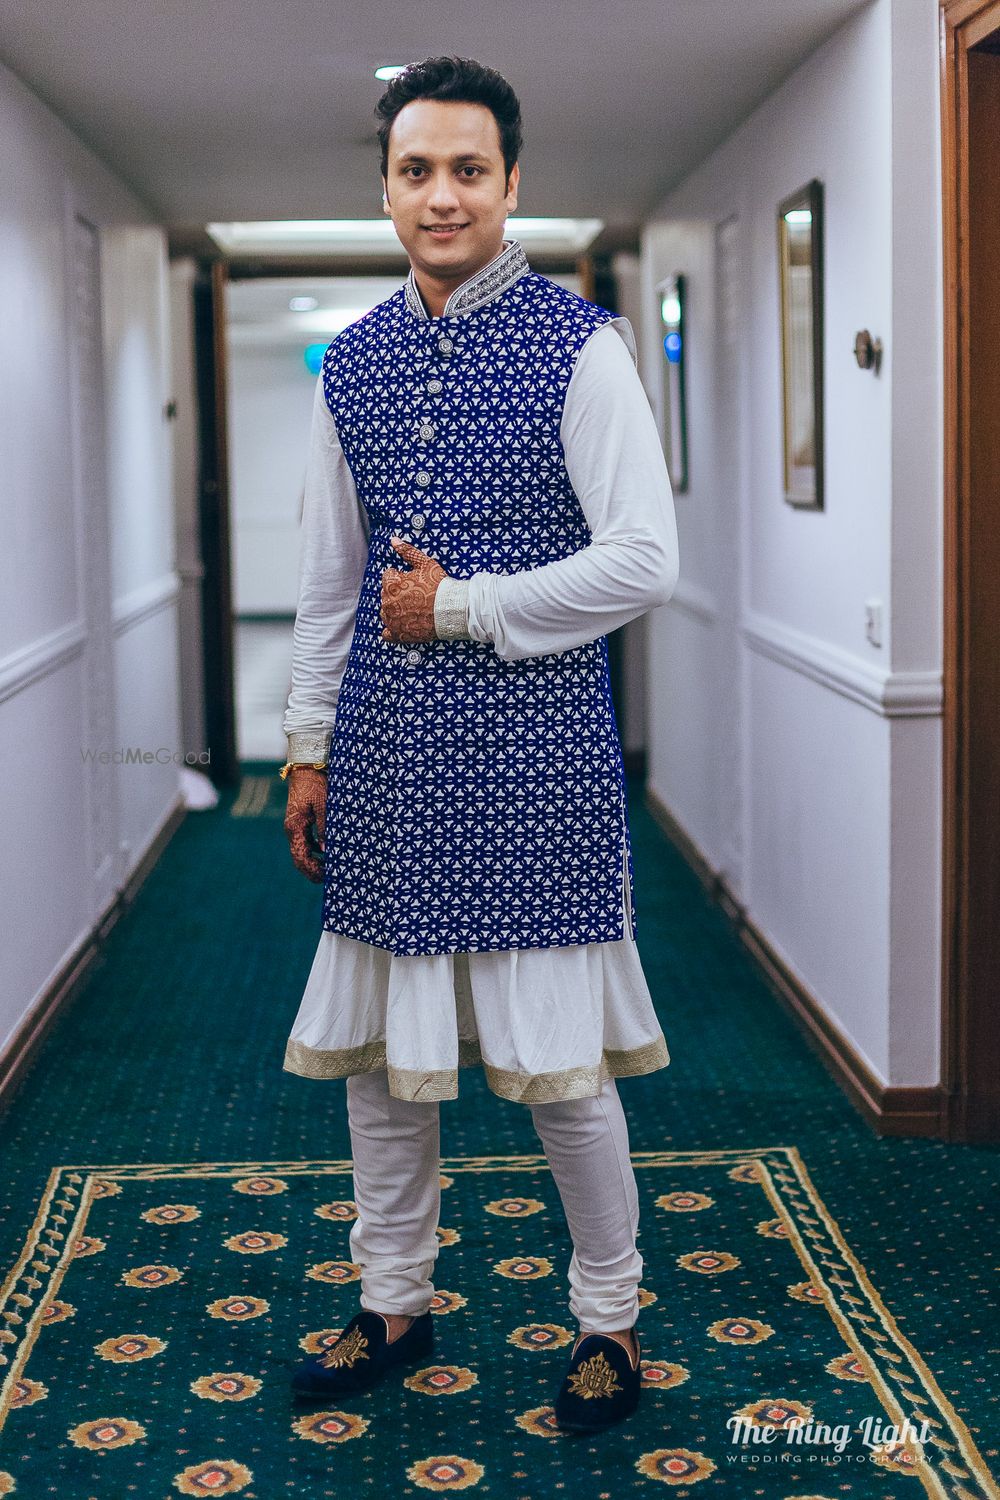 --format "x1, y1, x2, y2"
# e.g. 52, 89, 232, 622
319, 240, 638, 956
